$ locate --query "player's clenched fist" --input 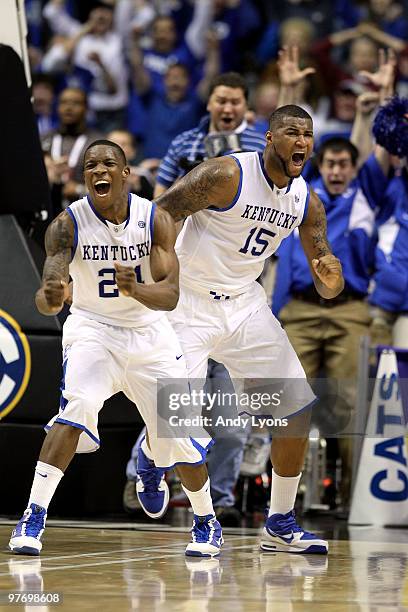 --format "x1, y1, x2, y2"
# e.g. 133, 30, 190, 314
43, 280, 69, 313
312, 255, 343, 291
114, 263, 137, 297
